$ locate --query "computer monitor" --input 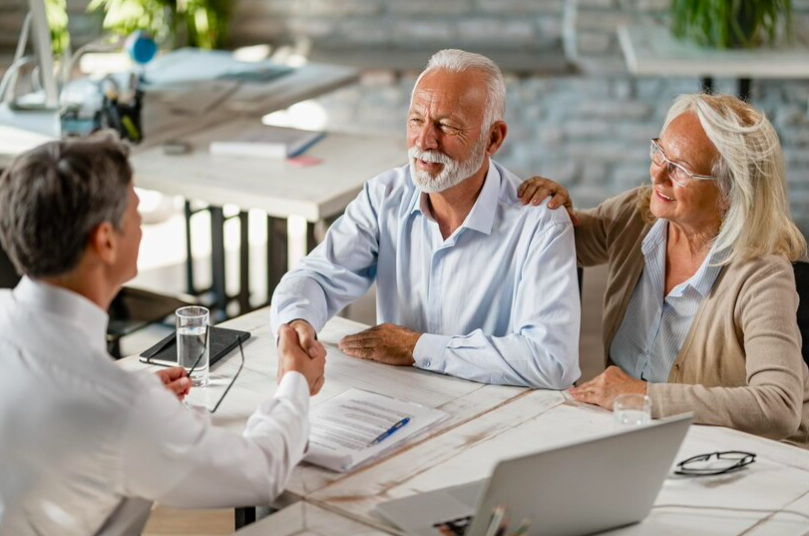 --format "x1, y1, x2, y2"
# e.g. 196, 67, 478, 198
27, 0, 59, 109
0, 0, 61, 137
